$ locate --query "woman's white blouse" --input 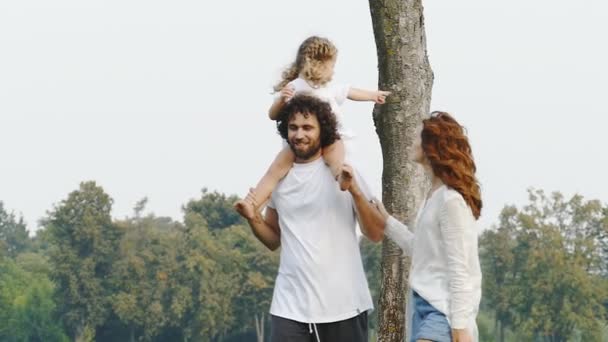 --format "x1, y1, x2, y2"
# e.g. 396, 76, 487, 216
384, 185, 482, 334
